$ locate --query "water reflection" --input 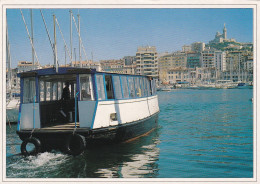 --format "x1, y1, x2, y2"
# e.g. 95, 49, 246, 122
79, 129, 160, 178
